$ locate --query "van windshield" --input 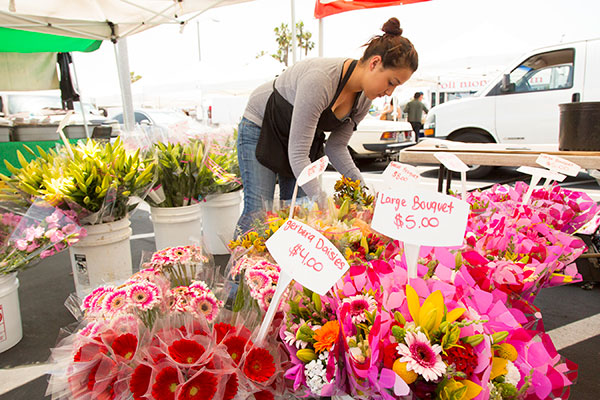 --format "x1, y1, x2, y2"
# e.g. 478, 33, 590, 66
7, 95, 62, 114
